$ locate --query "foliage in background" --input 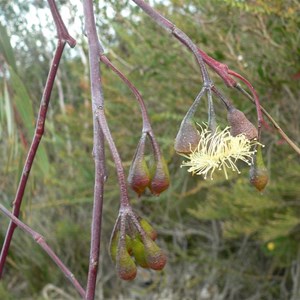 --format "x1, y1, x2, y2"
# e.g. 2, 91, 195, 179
0, 0, 300, 299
